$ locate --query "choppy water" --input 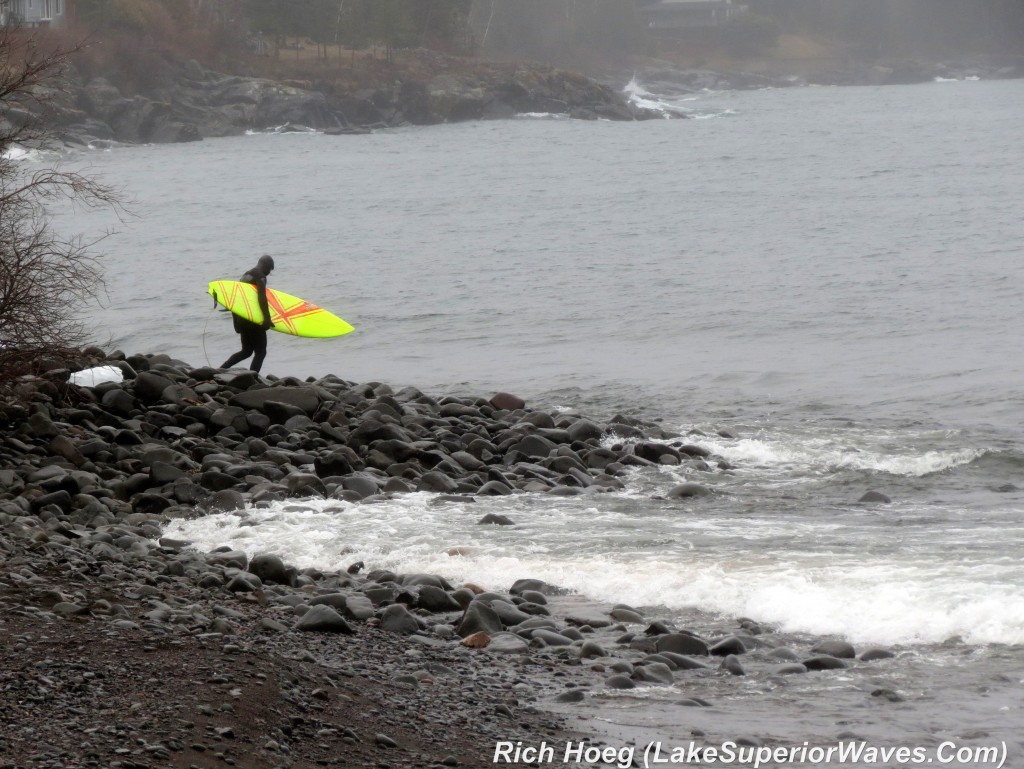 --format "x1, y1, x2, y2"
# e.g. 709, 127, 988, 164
44, 75, 1024, 747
